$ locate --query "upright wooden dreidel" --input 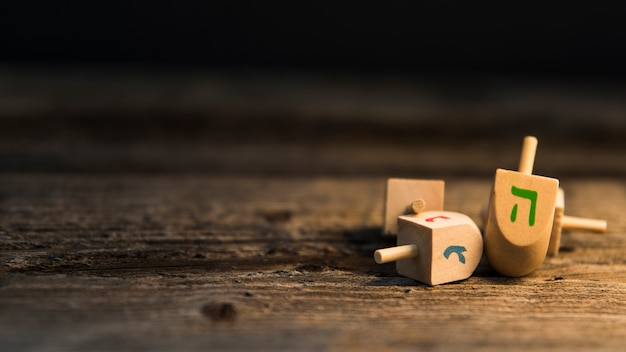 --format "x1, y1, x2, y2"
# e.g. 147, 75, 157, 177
375, 210, 483, 285
547, 188, 608, 256
484, 136, 559, 277
383, 178, 445, 236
